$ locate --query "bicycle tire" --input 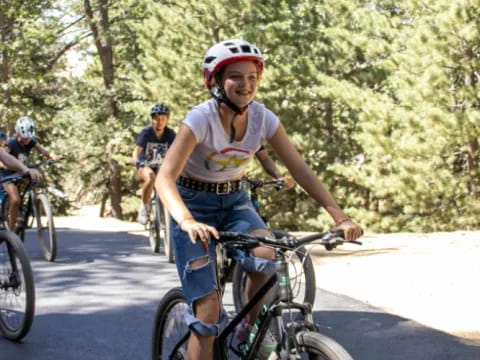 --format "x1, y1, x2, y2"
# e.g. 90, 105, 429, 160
232, 245, 316, 314
293, 331, 353, 360
0, 230, 35, 341
159, 202, 173, 263
151, 287, 189, 360
149, 196, 160, 253
35, 193, 57, 261
1, 194, 10, 230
